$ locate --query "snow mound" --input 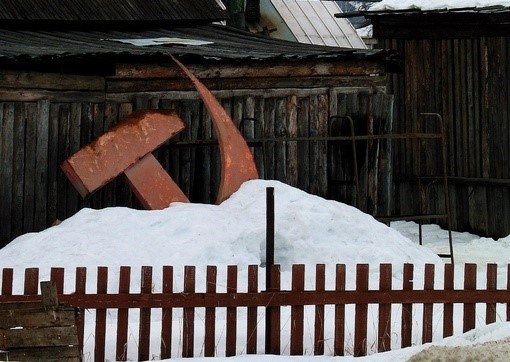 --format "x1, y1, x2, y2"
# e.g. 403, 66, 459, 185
0, 180, 440, 292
